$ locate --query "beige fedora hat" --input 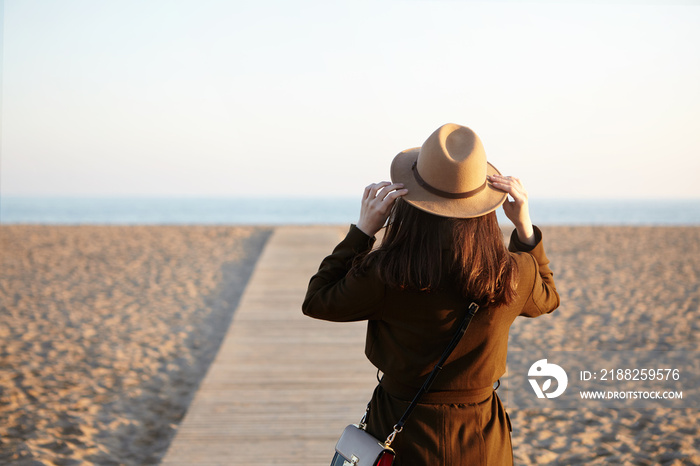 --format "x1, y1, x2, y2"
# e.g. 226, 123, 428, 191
390, 123, 507, 218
